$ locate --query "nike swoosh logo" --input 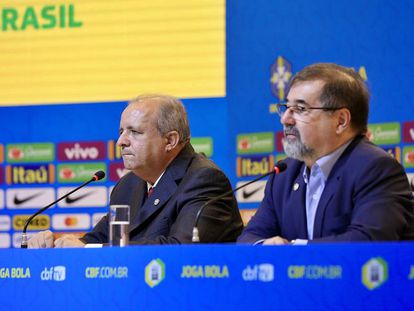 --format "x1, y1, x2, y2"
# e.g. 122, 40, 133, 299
242, 186, 264, 199
14, 192, 43, 205
65, 192, 93, 204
